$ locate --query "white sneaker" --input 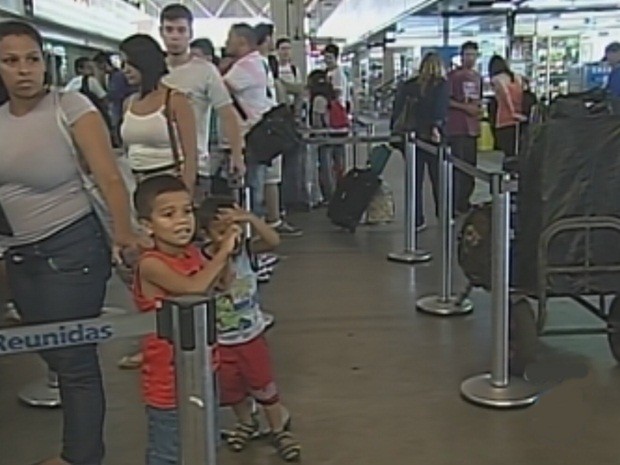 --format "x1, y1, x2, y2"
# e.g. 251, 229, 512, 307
259, 253, 280, 268
4, 301, 20, 323
262, 311, 275, 329
257, 268, 273, 284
